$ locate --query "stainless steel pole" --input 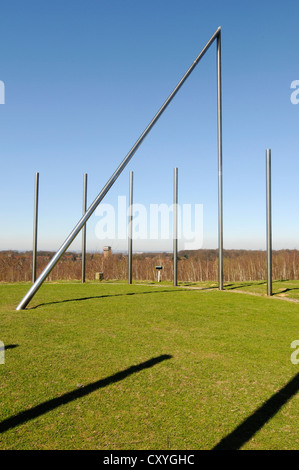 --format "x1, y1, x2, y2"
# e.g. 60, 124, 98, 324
128, 171, 133, 284
81, 173, 87, 283
32, 172, 39, 283
173, 168, 178, 286
217, 30, 223, 290
16, 27, 221, 310
266, 149, 272, 296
